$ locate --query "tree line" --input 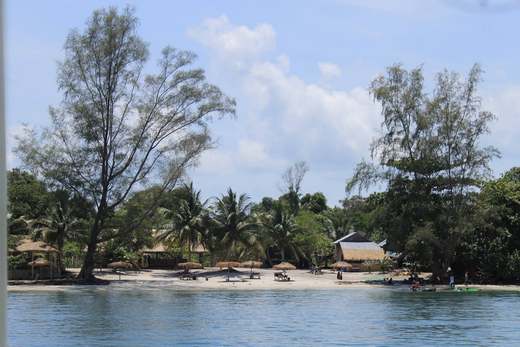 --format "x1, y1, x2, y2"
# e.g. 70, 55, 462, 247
8, 7, 520, 283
